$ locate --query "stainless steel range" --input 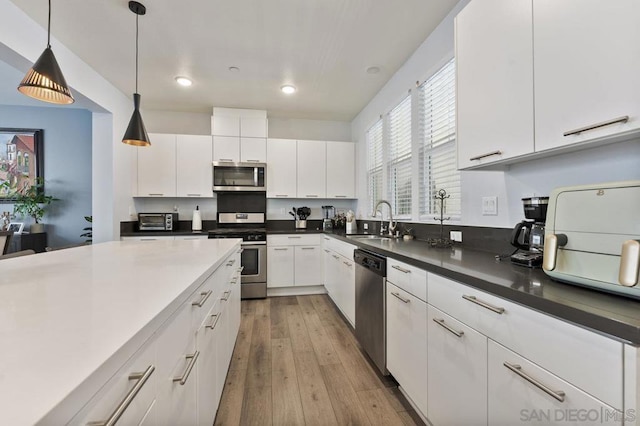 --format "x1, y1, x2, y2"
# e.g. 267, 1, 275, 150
208, 212, 267, 299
